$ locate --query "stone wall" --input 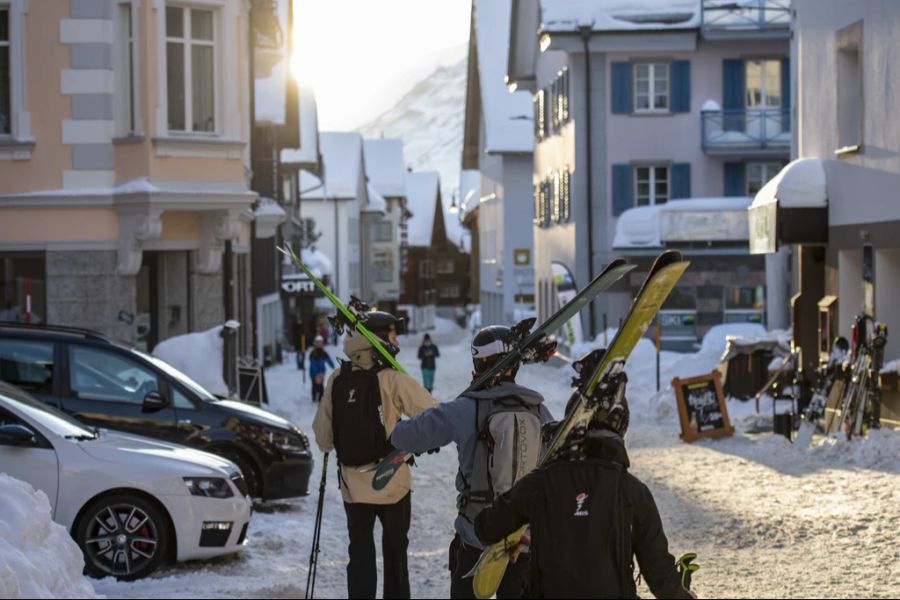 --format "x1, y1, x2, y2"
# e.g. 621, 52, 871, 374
190, 253, 224, 332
